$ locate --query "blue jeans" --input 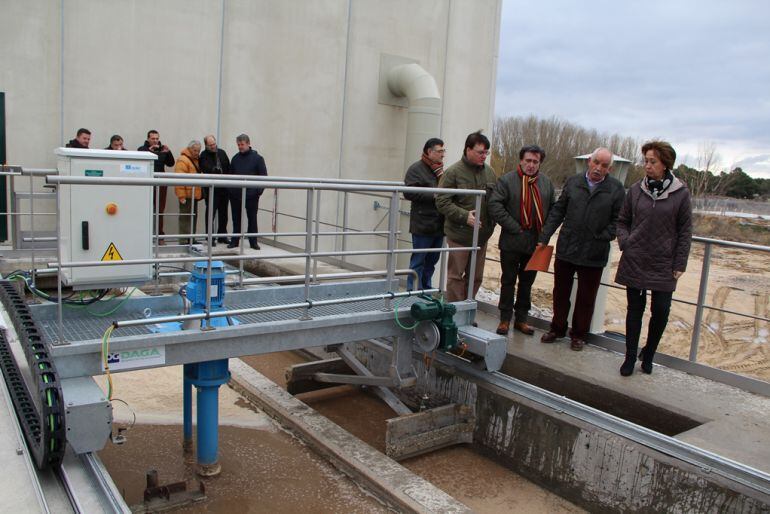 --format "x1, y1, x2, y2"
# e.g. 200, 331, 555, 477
408, 234, 444, 290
